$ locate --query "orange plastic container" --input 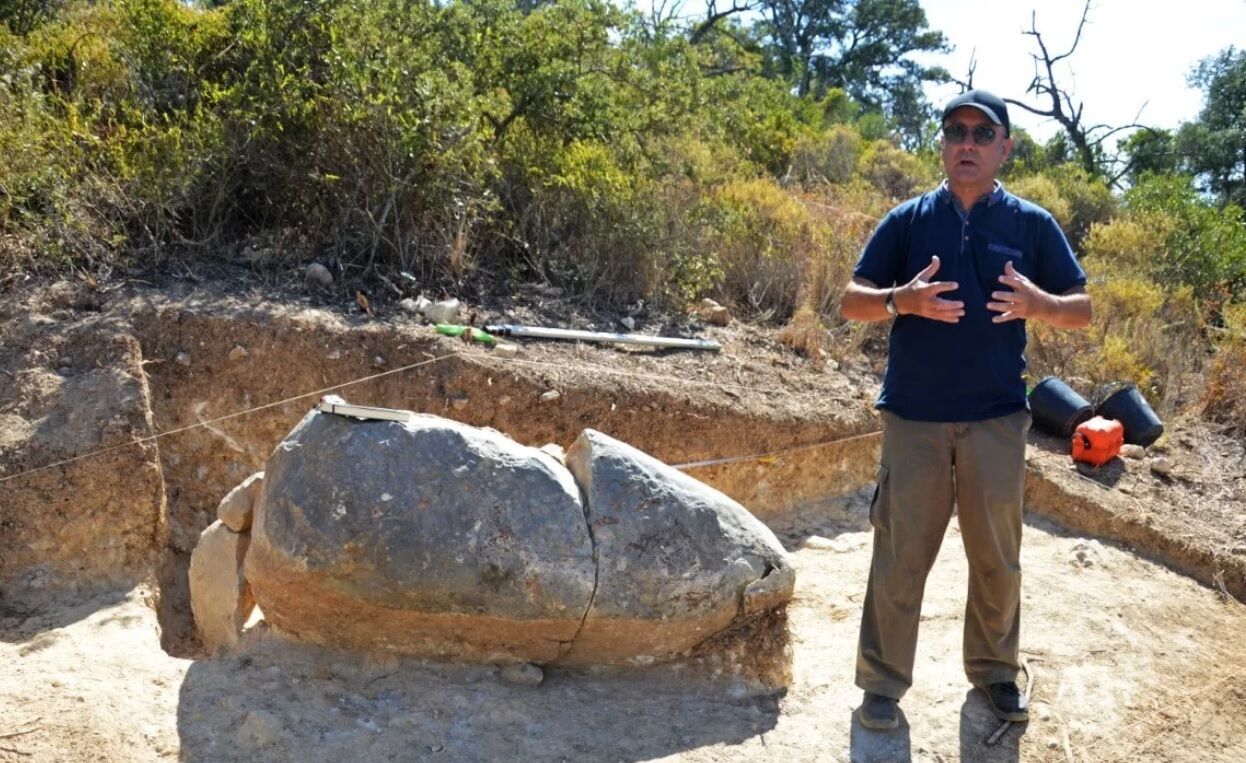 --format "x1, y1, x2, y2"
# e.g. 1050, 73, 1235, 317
1071, 416, 1124, 466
